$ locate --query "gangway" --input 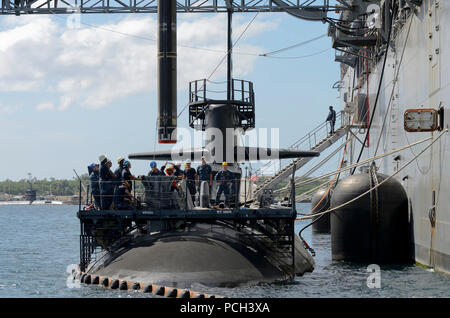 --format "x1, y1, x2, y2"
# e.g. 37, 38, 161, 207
254, 112, 348, 196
